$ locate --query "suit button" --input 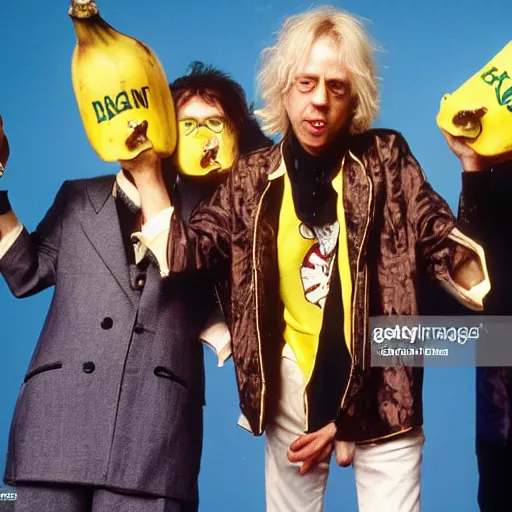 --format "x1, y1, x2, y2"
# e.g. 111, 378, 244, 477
136, 277, 145, 289
134, 323, 144, 334
101, 317, 113, 330
83, 362, 95, 374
